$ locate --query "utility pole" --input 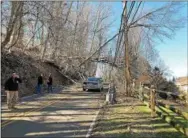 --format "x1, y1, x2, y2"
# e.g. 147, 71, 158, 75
123, 1, 131, 96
